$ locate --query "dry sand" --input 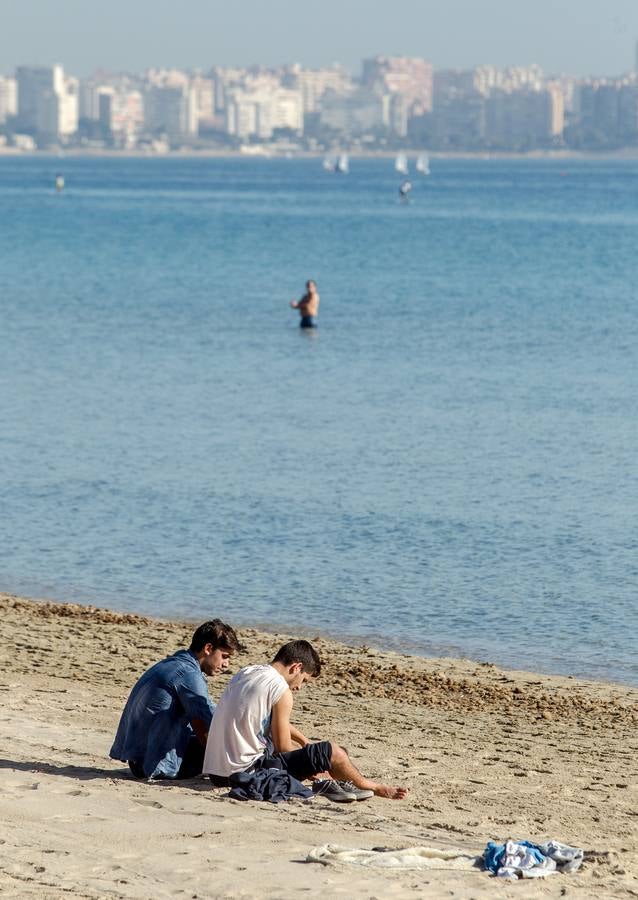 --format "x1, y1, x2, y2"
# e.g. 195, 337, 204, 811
0, 592, 636, 899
